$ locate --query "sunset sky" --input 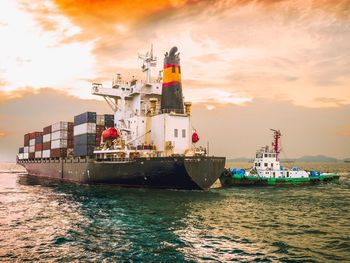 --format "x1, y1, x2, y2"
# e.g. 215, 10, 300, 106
0, 0, 349, 161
